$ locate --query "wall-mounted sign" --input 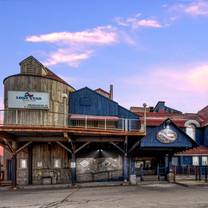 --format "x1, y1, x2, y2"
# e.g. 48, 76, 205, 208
80, 160, 89, 168
8, 91, 49, 109
71, 162, 76, 168
156, 126, 177, 144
